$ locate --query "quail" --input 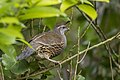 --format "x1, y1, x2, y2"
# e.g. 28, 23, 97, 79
16, 22, 69, 63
